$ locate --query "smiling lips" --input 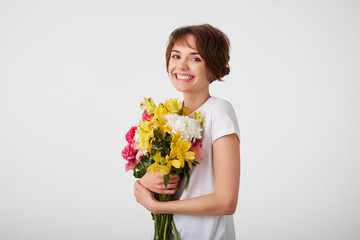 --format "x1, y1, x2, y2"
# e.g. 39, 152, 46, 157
176, 73, 194, 81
